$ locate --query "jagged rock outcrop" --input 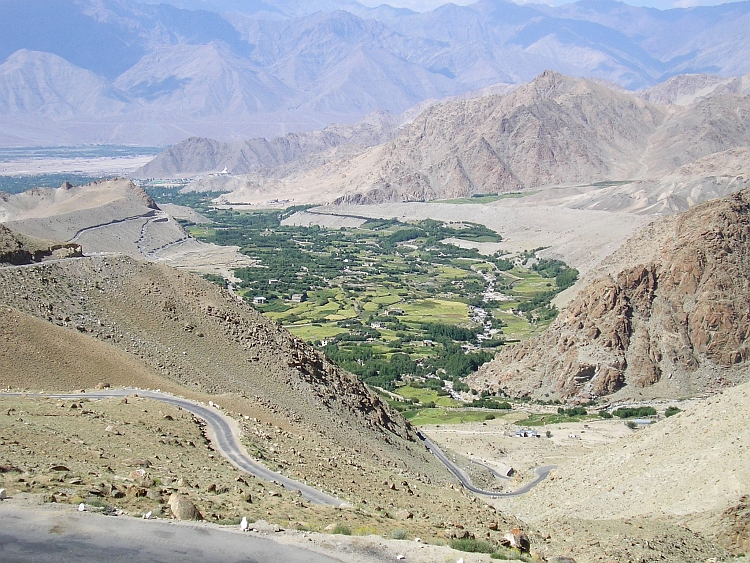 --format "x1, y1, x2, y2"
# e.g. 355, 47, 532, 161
0, 224, 81, 265
717, 496, 750, 553
470, 190, 750, 400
